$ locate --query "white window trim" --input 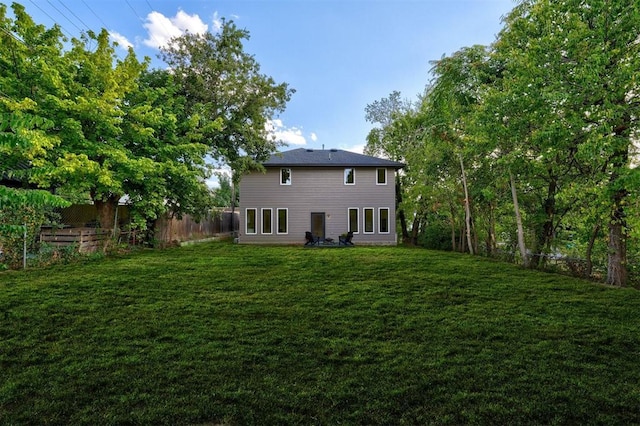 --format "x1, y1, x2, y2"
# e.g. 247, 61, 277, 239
378, 207, 390, 234
376, 168, 387, 185
344, 168, 355, 185
280, 168, 292, 185
348, 207, 359, 234
245, 208, 257, 235
277, 208, 288, 235
363, 207, 375, 234
261, 208, 273, 235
